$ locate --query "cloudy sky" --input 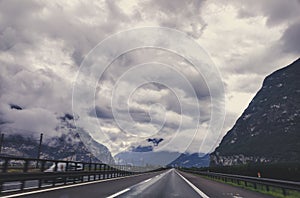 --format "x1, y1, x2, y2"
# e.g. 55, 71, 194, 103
0, 0, 299, 157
